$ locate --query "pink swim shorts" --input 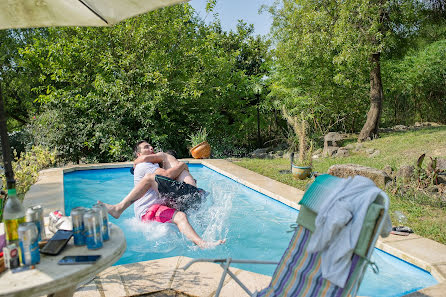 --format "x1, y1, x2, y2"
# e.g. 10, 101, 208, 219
141, 204, 176, 223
